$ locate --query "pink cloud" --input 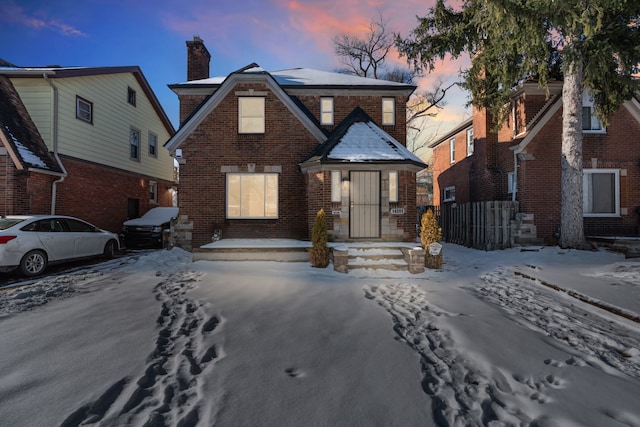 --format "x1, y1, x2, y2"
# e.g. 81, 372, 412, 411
0, 2, 87, 37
